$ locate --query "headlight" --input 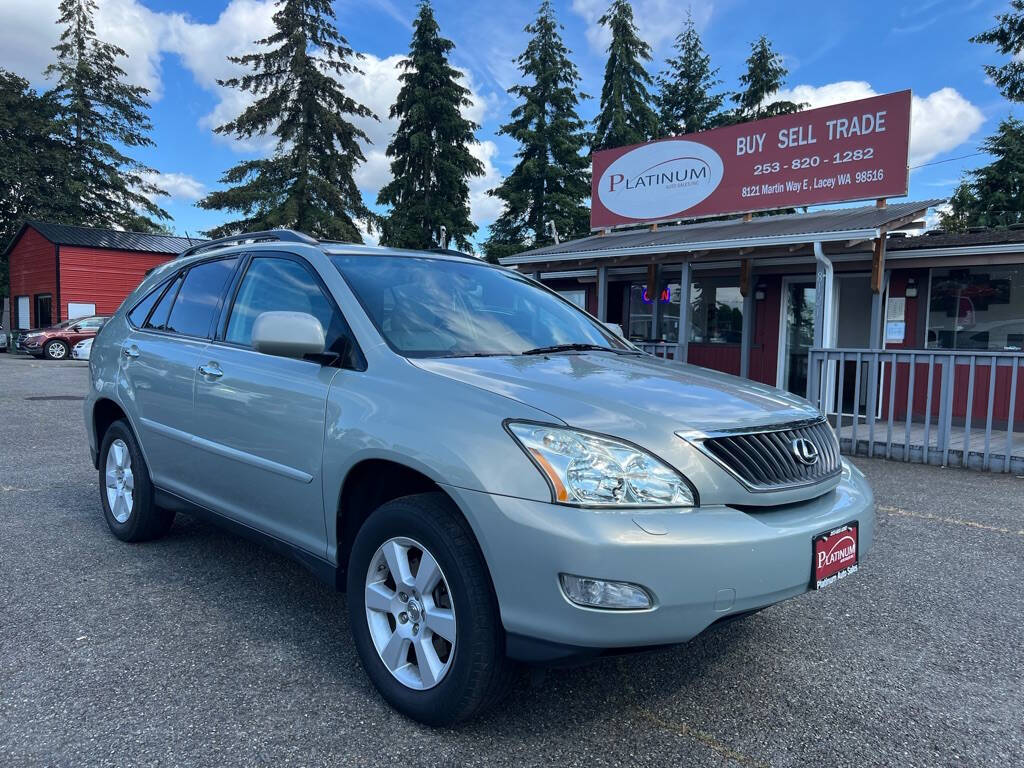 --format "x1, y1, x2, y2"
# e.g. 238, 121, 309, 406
506, 422, 695, 507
